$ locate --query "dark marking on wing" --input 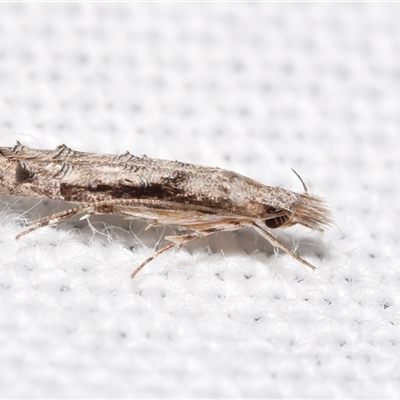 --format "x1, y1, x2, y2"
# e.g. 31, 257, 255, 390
15, 162, 35, 183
